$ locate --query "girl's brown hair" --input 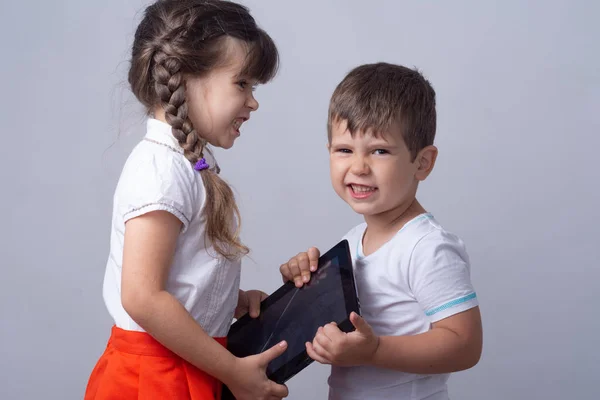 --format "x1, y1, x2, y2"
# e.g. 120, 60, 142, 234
128, 0, 279, 260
